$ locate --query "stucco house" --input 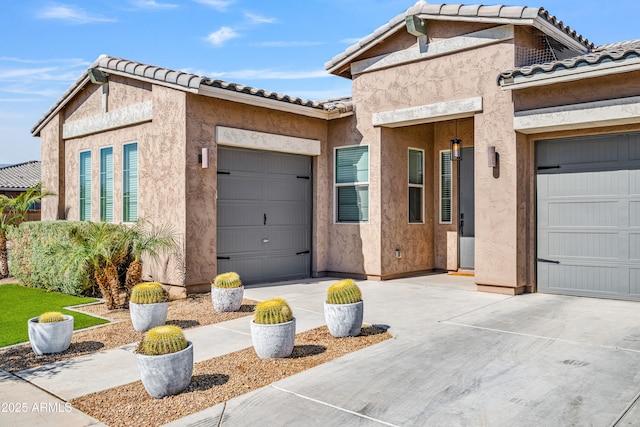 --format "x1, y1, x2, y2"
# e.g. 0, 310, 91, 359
32, 2, 640, 300
0, 161, 42, 221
